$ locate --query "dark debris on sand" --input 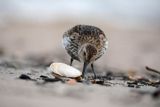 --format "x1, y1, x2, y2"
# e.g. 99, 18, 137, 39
0, 56, 160, 99
17, 67, 160, 98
